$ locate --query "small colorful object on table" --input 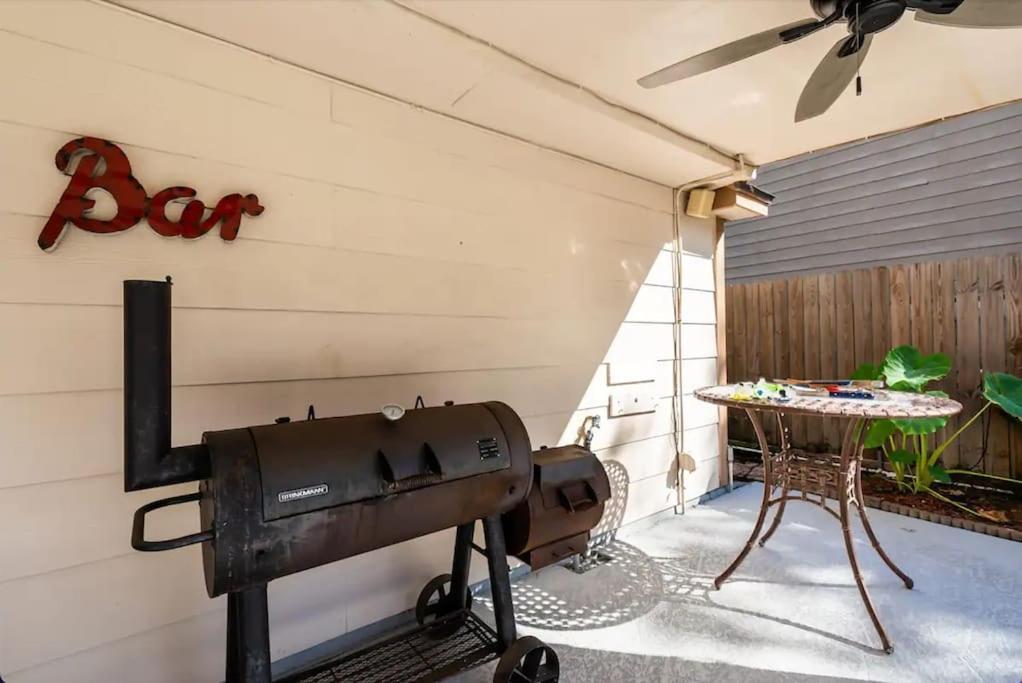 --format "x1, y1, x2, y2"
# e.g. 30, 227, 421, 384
730, 378, 795, 402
